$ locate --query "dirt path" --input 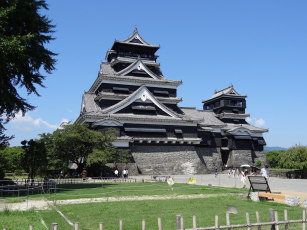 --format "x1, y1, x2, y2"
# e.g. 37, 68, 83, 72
0, 193, 238, 211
